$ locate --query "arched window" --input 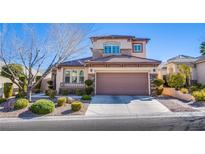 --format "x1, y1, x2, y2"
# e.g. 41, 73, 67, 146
79, 70, 84, 83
